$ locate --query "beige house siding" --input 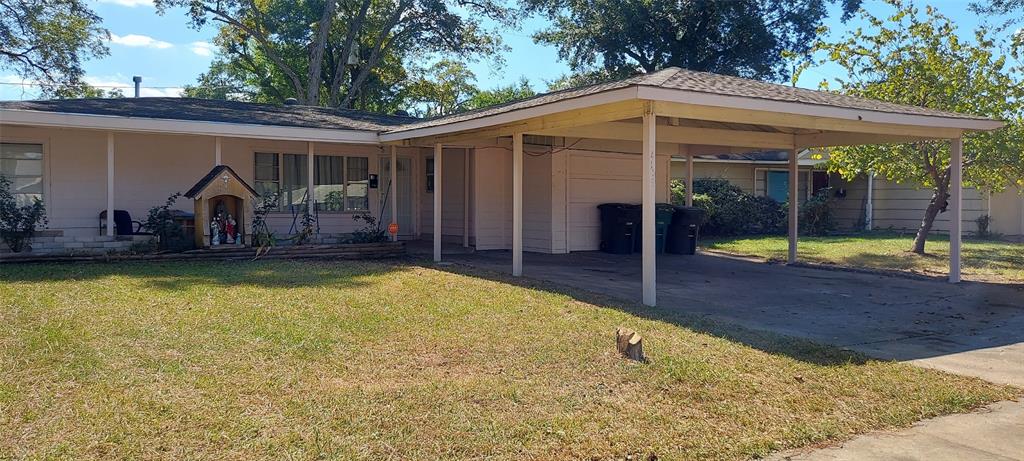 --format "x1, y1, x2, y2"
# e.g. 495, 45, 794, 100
828, 175, 998, 235
0, 125, 390, 238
